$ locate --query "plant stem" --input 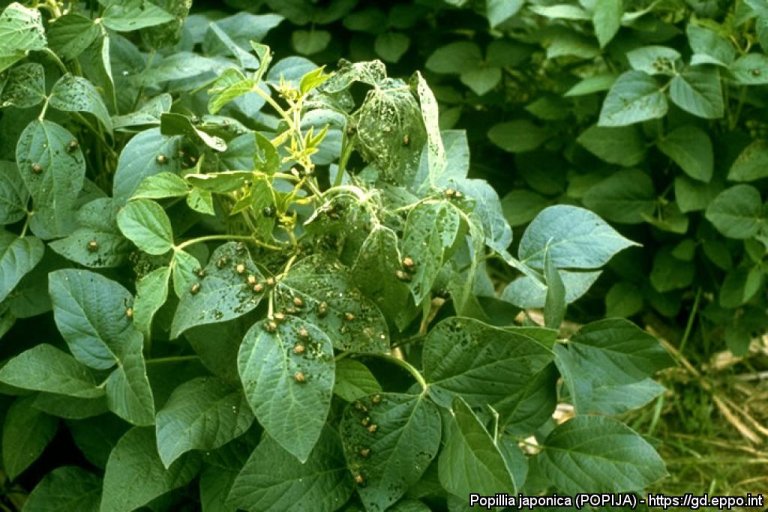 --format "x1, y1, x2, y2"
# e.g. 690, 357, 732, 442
145, 355, 200, 365
678, 288, 701, 355
42, 47, 68, 74
175, 234, 281, 252
363, 353, 428, 391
